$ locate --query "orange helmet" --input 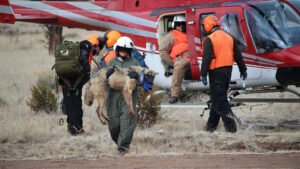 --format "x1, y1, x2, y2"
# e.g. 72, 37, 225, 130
104, 30, 121, 47
87, 35, 100, 46
203, 15, 220, 33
